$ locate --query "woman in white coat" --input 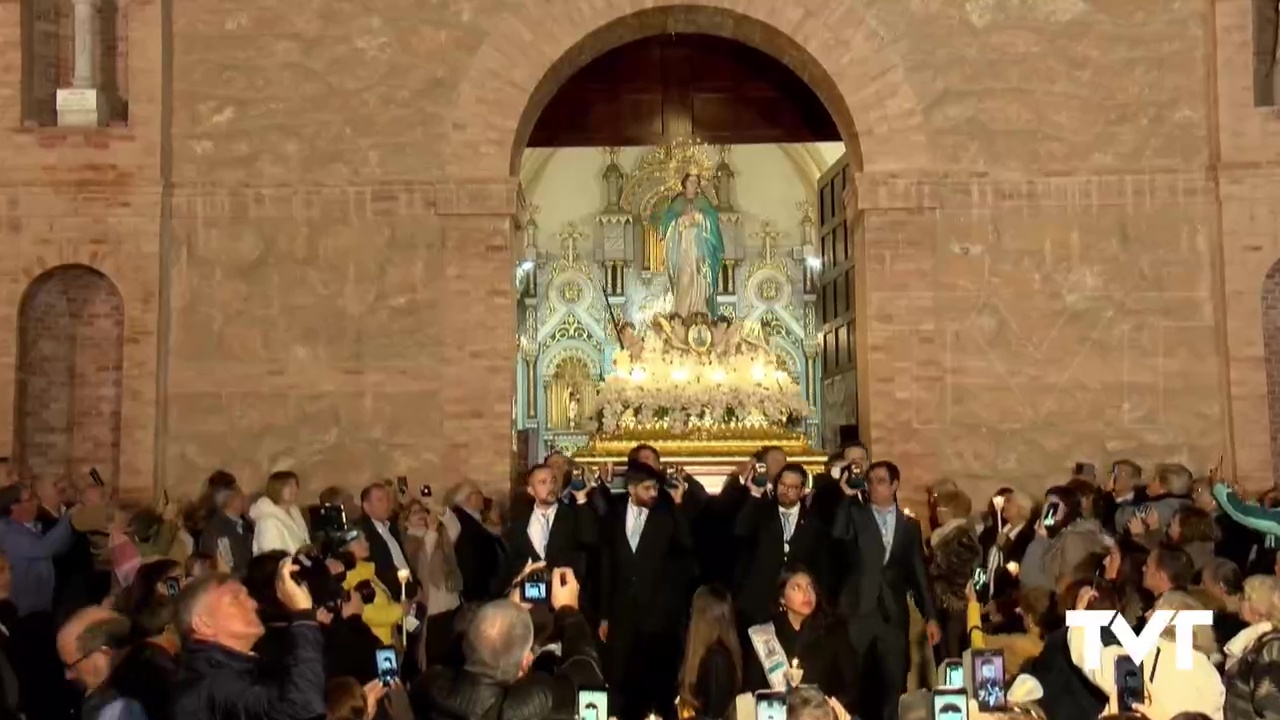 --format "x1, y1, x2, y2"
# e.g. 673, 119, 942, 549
249, 470, 310, 555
